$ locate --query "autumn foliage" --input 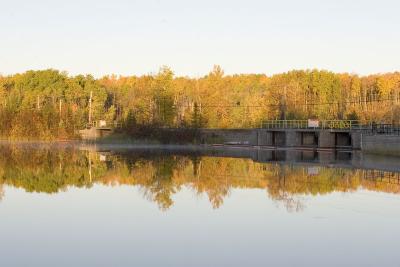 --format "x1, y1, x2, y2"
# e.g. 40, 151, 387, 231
1, 67, 400, 139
